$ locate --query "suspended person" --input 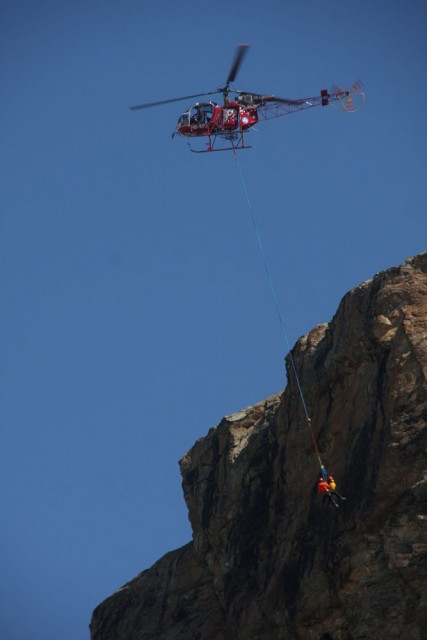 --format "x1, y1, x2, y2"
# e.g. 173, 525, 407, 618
317, 475, 346, 508
327, 475, 336, 490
